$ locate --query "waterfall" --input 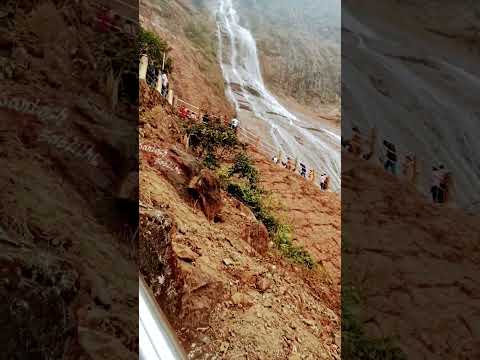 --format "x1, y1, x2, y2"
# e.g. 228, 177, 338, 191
216, 0, 341, 191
